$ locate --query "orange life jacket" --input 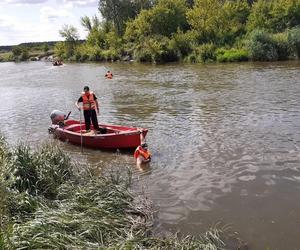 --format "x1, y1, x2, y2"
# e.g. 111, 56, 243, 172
81, 91, 96, 110
106, 72, 113, 79
134, 146, 151, 160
